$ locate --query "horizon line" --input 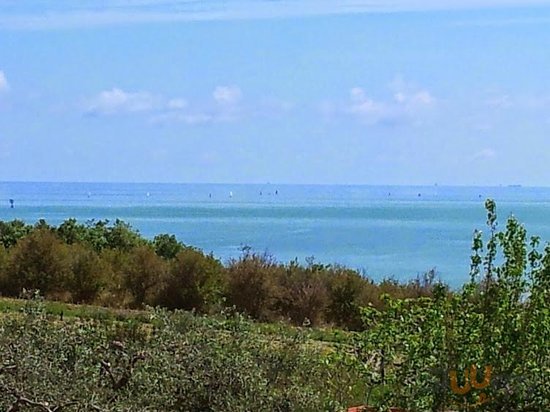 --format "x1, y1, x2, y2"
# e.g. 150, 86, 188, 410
0, 180, 537, 188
